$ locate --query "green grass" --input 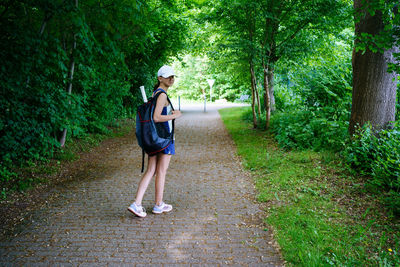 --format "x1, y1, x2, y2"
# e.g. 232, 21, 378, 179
219, 107, 400, 266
